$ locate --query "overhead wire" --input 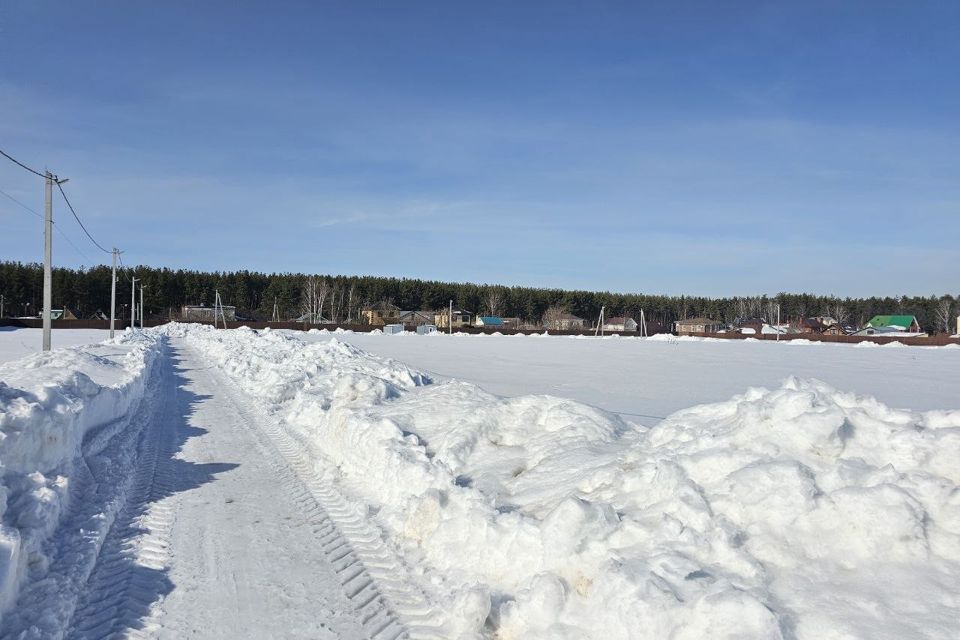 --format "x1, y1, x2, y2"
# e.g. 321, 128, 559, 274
0, 185, 43, 219
0, 147, 49, 179
3, 146, 114, 257
56, 182, 112, 255
1, 184, 97, 264
54, 224, 96, 264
